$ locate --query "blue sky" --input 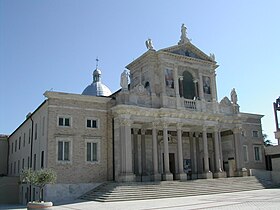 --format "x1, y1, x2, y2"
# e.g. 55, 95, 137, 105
0, 0, 279, 143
